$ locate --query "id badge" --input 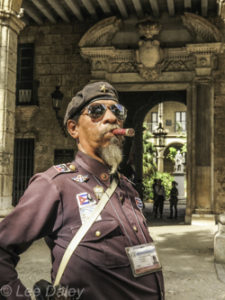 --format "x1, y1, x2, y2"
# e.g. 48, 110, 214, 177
125, 243, 162, 277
